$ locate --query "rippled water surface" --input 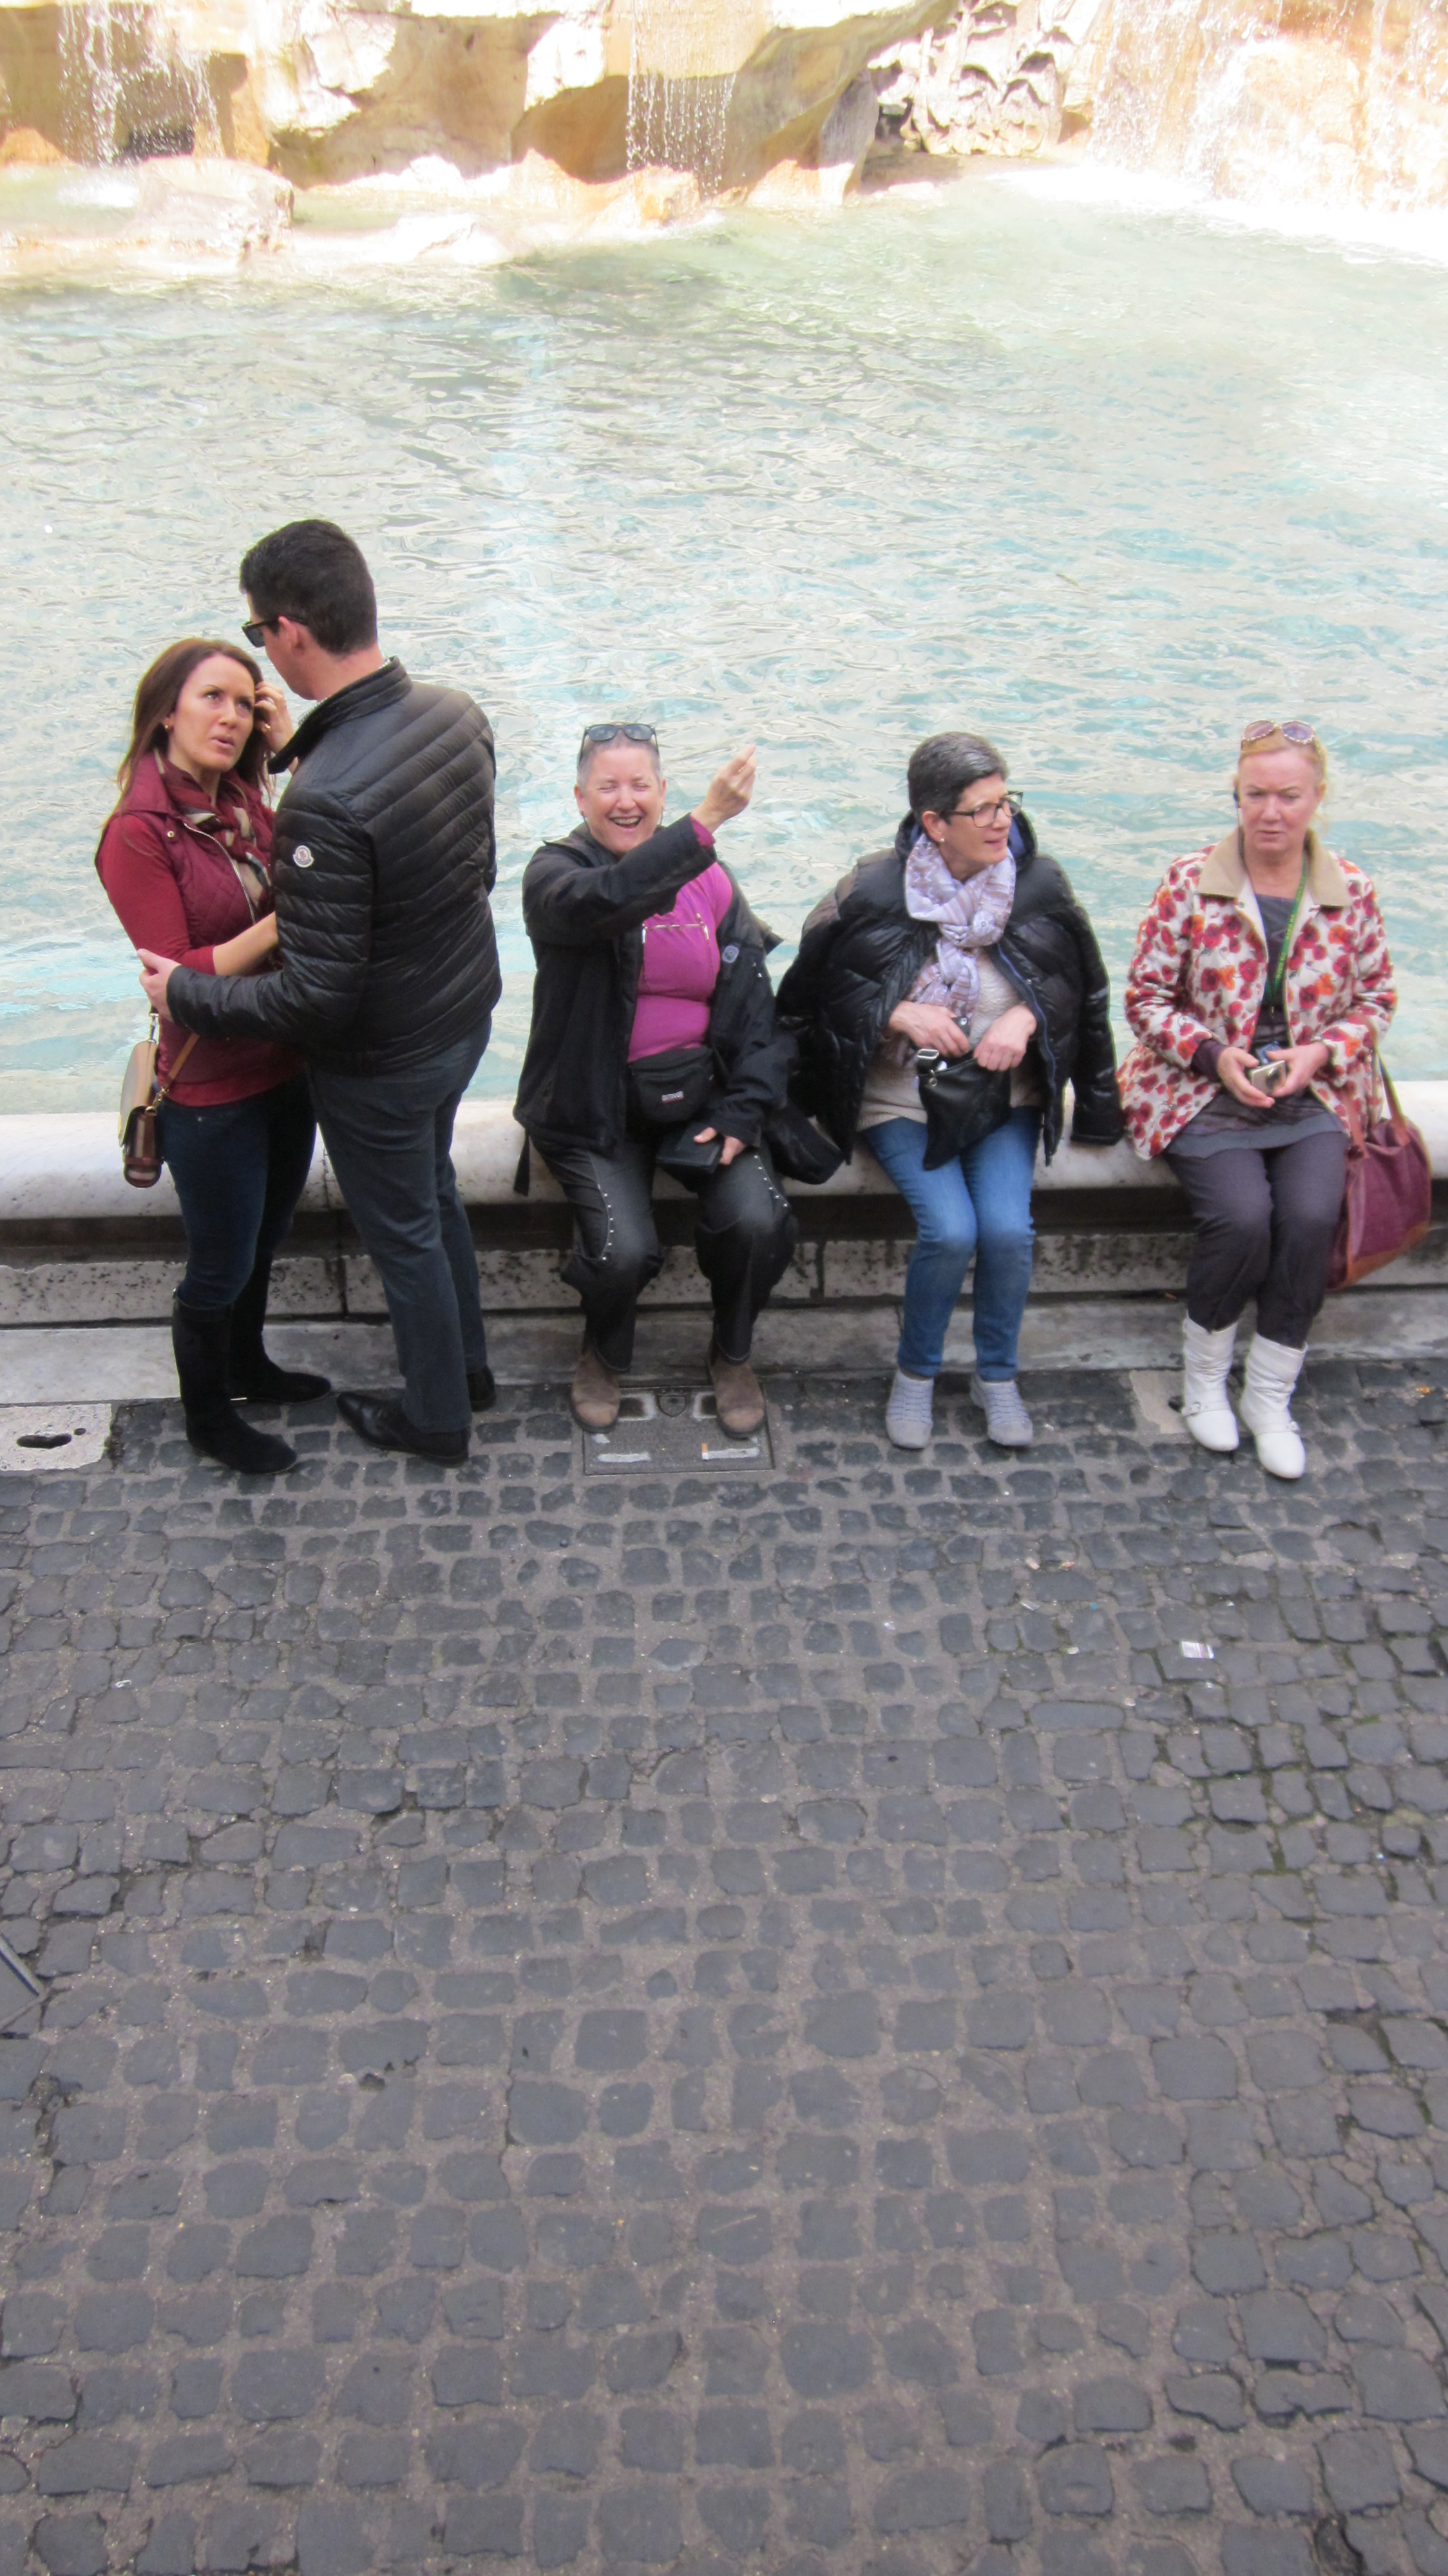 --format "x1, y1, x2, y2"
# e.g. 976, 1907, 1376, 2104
5, 165, 1448, 1108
